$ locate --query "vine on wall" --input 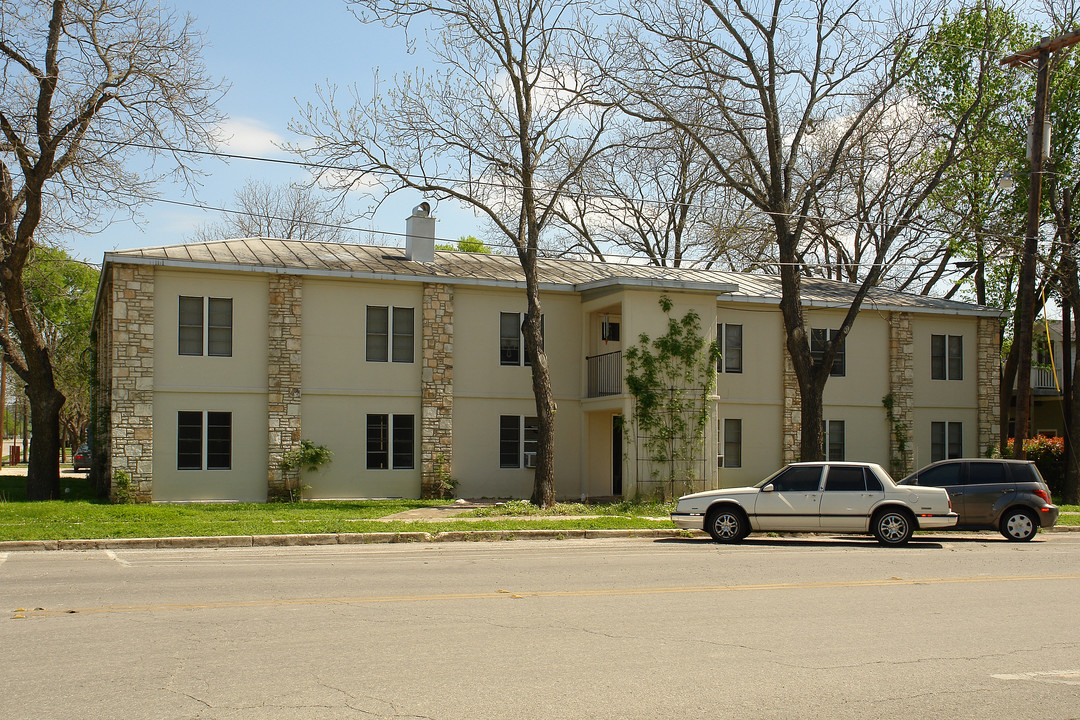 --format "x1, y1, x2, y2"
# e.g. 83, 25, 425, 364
624, 296, 720, 499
